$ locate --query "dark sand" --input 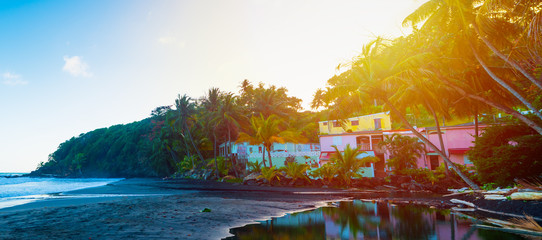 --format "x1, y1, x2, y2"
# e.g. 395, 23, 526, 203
4, 179, 537, 239
0, 179, 364, 240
